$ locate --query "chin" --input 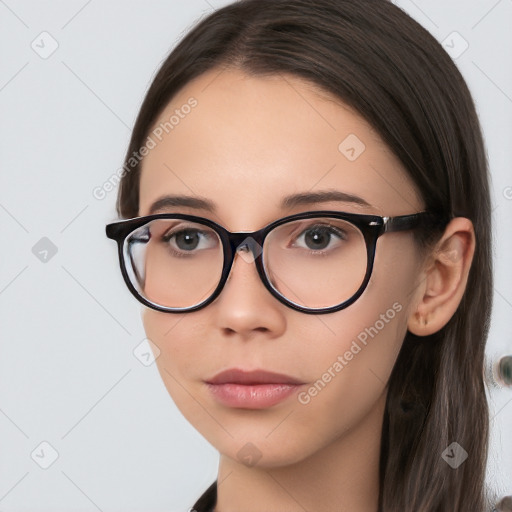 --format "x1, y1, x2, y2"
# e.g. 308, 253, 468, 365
210, 432, 316, 469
